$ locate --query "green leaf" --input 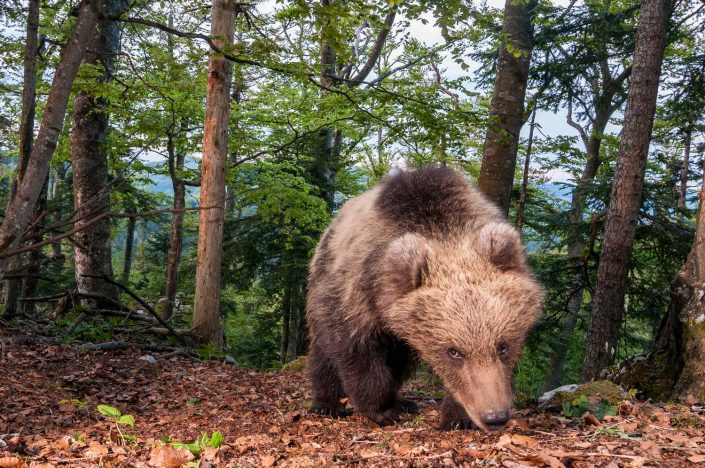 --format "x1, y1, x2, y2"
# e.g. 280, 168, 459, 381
117, 415, 135, 427
208, 431, 224, 448
171, 441, 201, 456
97, 405, 121, 419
